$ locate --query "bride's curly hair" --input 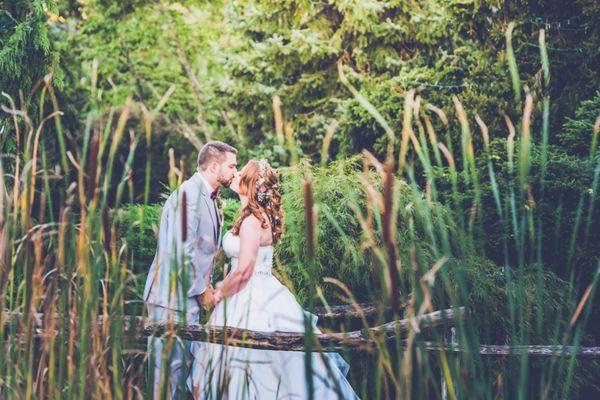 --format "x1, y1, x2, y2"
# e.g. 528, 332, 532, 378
231, 159, 284, 244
